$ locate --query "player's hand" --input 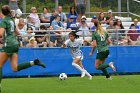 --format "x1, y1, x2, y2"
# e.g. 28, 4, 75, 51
89, 52, 93, 57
